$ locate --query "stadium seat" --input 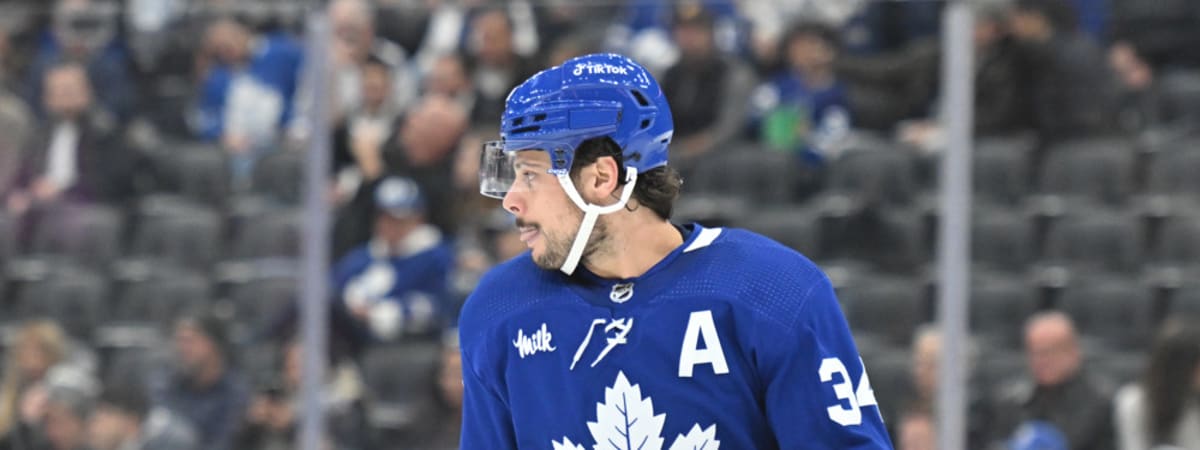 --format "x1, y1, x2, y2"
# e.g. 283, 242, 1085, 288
820, 207, 925, 274
974, 347, 1026, 398
1038, 138, 1137, 206
736, 207, 821, 257
0, 211, 13, 269
362, 341, 441, 432
1088, 349, 1145, 387
1145, 142, 1200, 204
827, 144, 919, 208
110, 267, 211, 326
1158, 70, 1200, 122
146, 143, 231, 209
1152, 212, 1200, 268
972, 207, 1035, 273
1056, 275, 1153, 351
27, 203, 124, 271
1168, 283, 1200, 318
688, 147, 799, 204
837, 276, 927, 346
13, 268, 108, 340
253, 149, 304, 205
1042, 209, 1143, 273
970, 273, 1038, 350
127, 199, 223, 272
225, 274, 298, 341
671, 193, 752, 228
227, 207, 303, 260
973, 136, 1034, 206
